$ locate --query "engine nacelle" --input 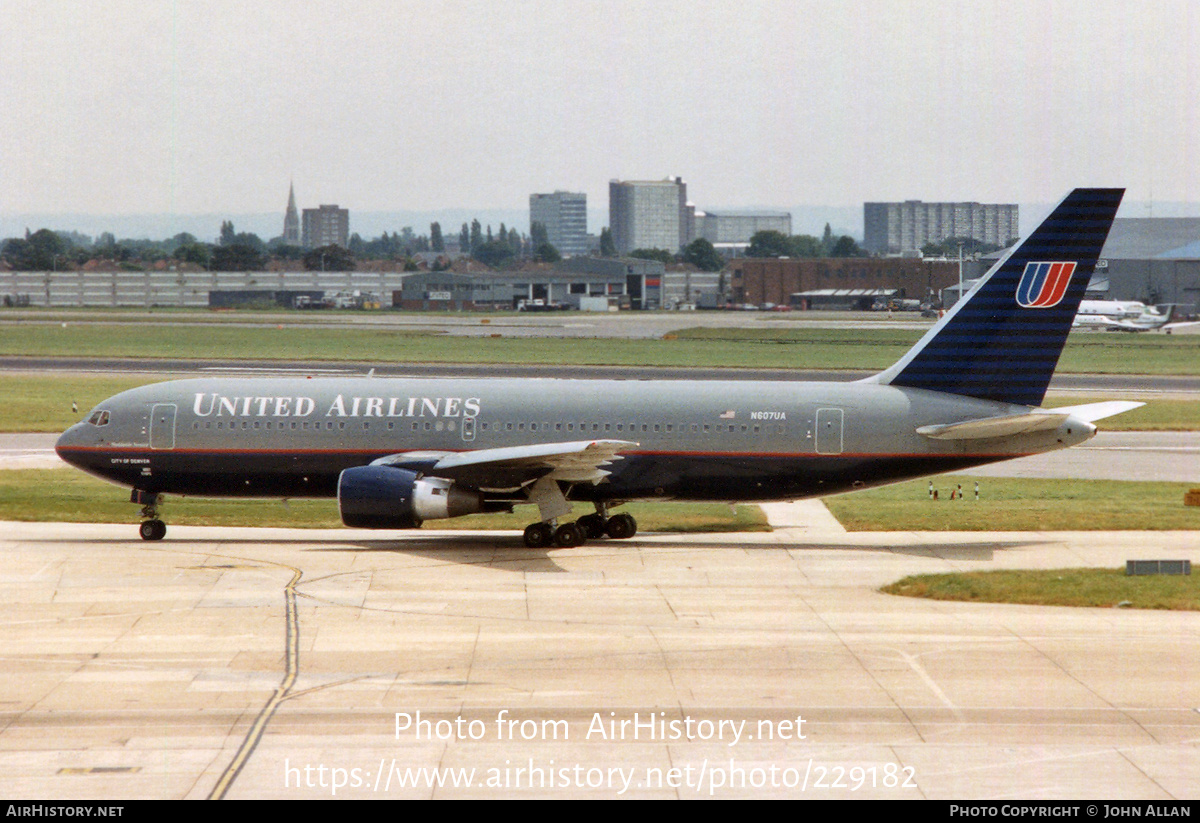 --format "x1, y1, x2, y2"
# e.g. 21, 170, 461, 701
338, 465, 484, 529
